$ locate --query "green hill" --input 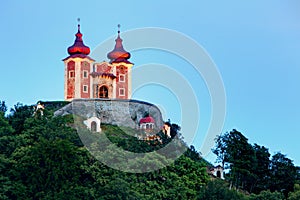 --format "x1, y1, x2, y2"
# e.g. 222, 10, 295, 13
1, 101, 299, 200
0, 101, 210, 199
